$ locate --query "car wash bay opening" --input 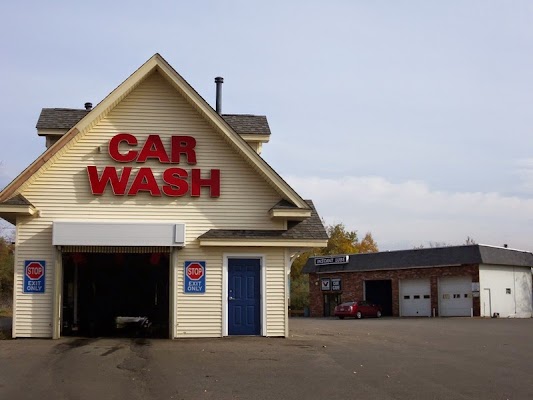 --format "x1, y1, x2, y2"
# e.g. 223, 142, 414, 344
61, 251, 170, 338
